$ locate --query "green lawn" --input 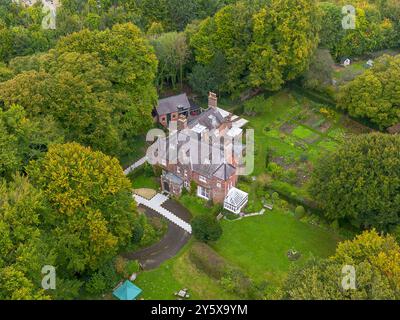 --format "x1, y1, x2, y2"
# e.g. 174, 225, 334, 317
134, 209, 341, 299
212, 209, 341, 285
292, 125, 317, 140
134, 242, 241, 300
178, 194, 221, 218
131, 174, 159, 190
